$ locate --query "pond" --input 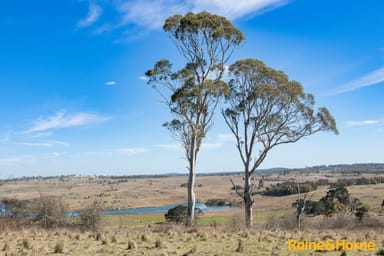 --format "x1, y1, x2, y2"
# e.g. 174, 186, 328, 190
0, 202, 236, 217
103, 203, 236, 215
